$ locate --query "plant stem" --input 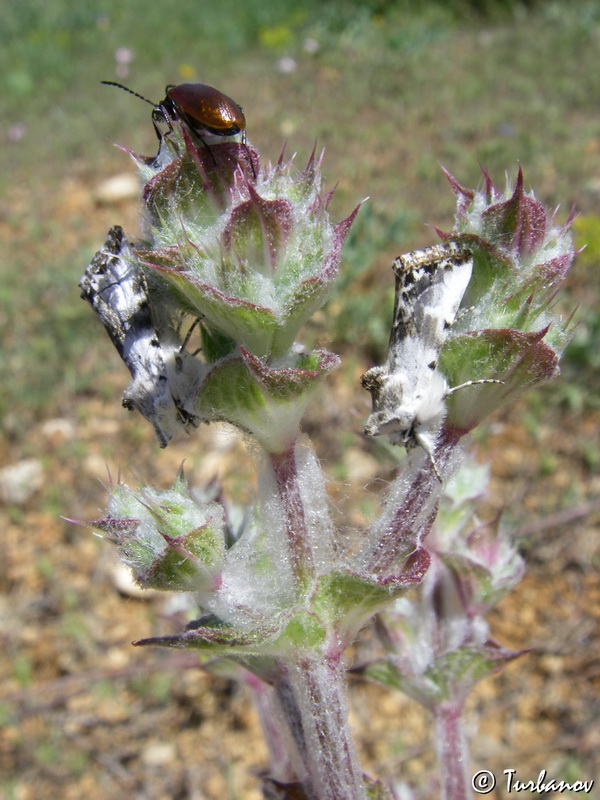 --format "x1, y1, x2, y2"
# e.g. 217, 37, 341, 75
244, 670, 298, 784
366, 428, 461, 575
434, 702, 470, 800
270, 444, 314, 582
273, 654, 368, 800
267, 443, 366, 798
